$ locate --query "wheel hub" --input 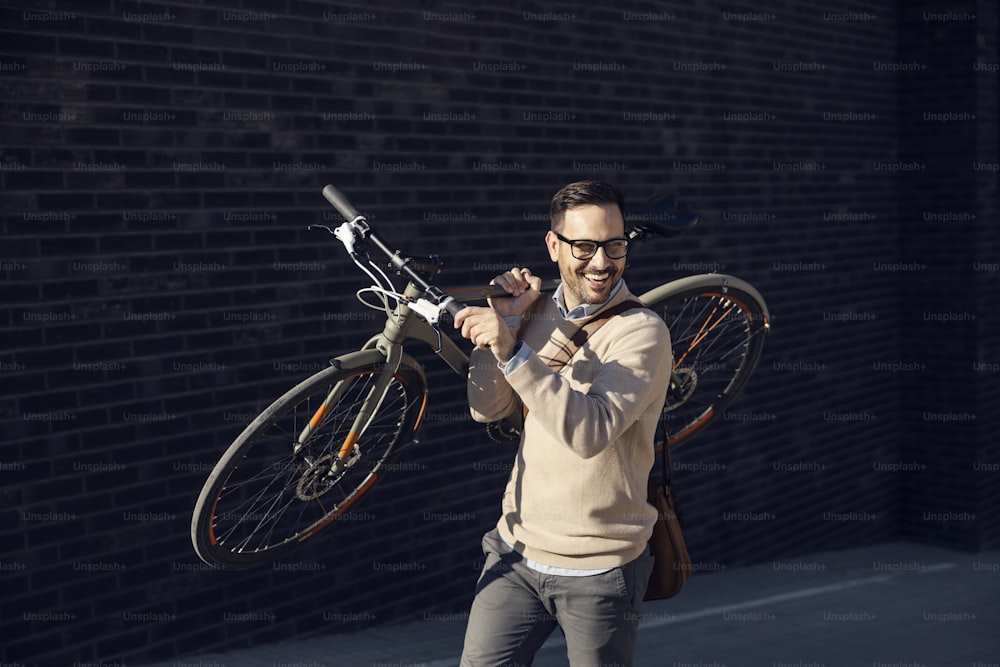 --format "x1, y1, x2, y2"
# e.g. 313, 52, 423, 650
296, 453, 338, 500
